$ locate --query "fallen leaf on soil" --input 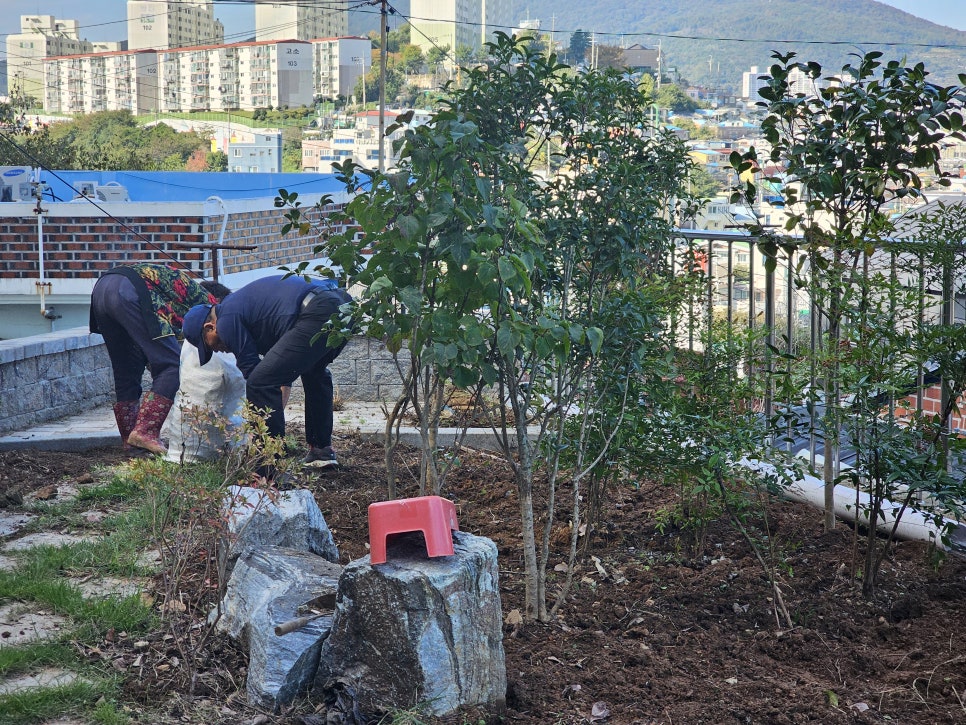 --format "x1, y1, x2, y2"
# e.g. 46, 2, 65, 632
554, 563, 569, 572
851, 702, 869, 713
504, 609, 523, 625
562, 683, 581, 698
163, 599, 187, 613
725, 677, 738, 685
591, 556, 608, 577
827, 690, 839, 707
589, 701, 611, 721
